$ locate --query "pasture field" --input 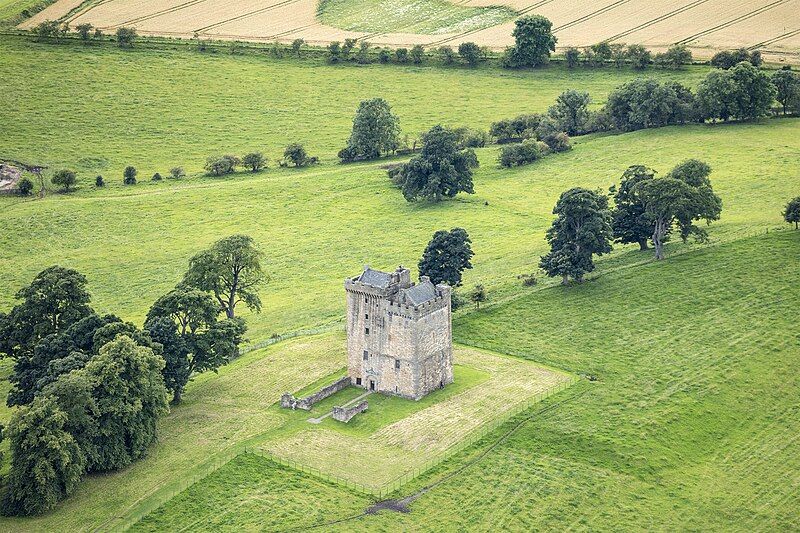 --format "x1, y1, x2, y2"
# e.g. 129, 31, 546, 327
128, 231, 800, 531
262, 346, 572, 490
19, 0, 800, 62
